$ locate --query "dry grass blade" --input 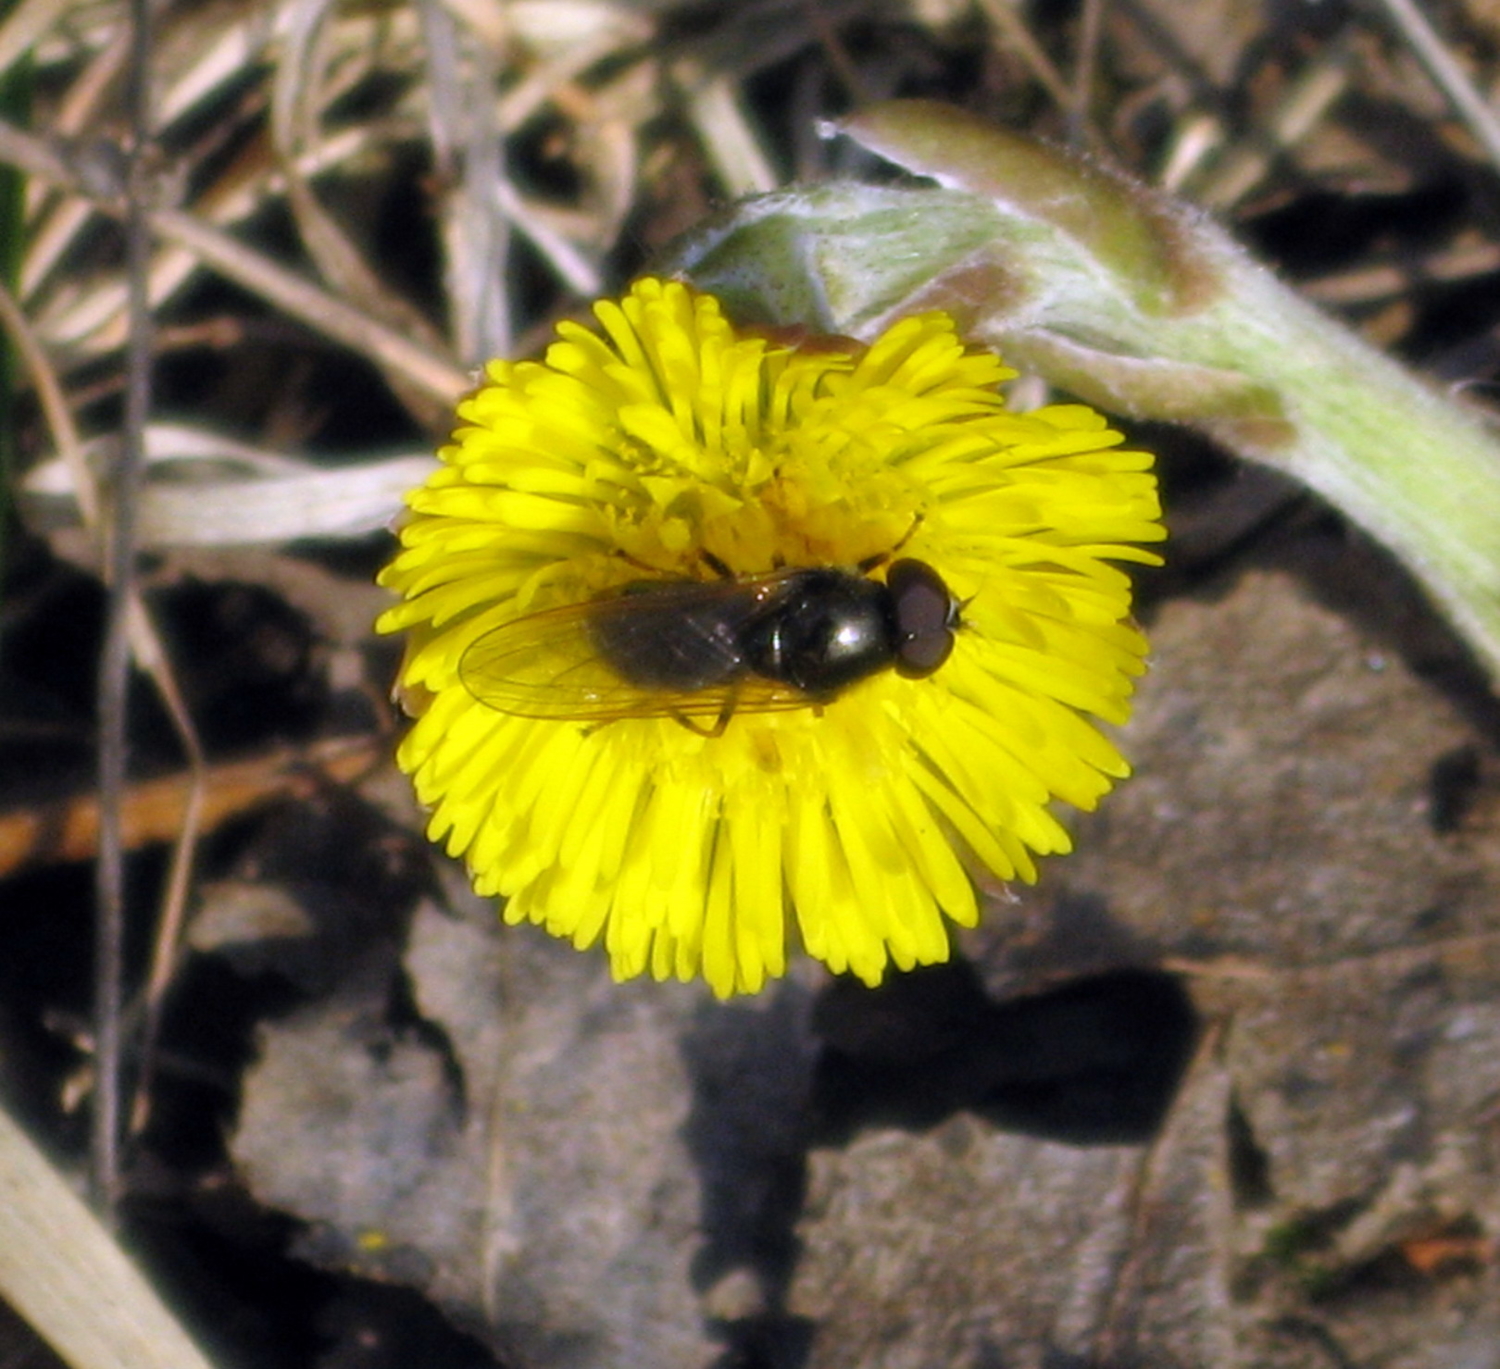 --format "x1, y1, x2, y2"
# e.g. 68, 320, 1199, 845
0, 0, 72, 78
0, 1103, 221, 1369
1372, 0, 1500, 172
148, 207, 470, 406
1194, 45, 1354, 209
271, 0, 452, 417
420, 0, 514, 360
975, 0, 1073, 115
0, 116, 471, 403
19, 427, 438, 547
675, 63, 778, 196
